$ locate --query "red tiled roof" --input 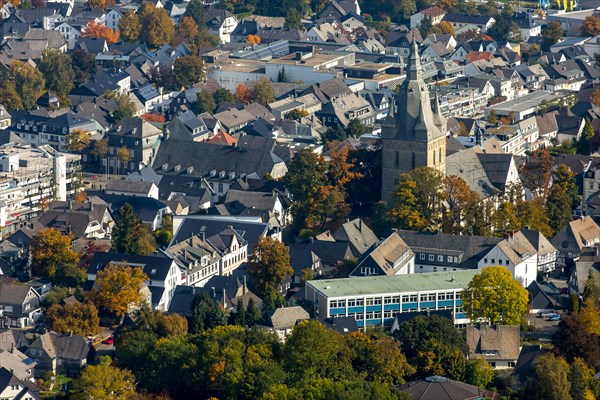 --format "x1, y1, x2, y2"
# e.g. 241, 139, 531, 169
207, 130, 237, 146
